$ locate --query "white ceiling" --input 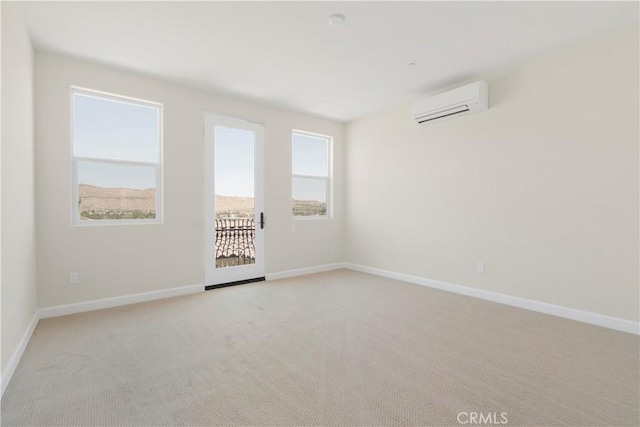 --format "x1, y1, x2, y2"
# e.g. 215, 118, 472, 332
20, 1, 639, 122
